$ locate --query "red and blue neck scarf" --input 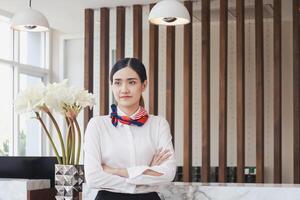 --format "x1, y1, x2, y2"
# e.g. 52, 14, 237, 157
110, 104, 149, 127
